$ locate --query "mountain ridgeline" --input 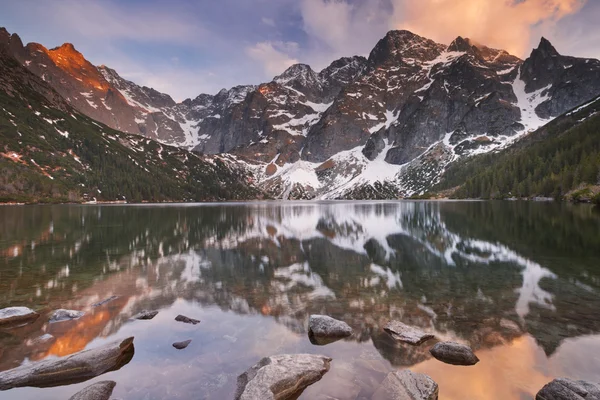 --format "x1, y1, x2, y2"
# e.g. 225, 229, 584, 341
1, 26, 600, 201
